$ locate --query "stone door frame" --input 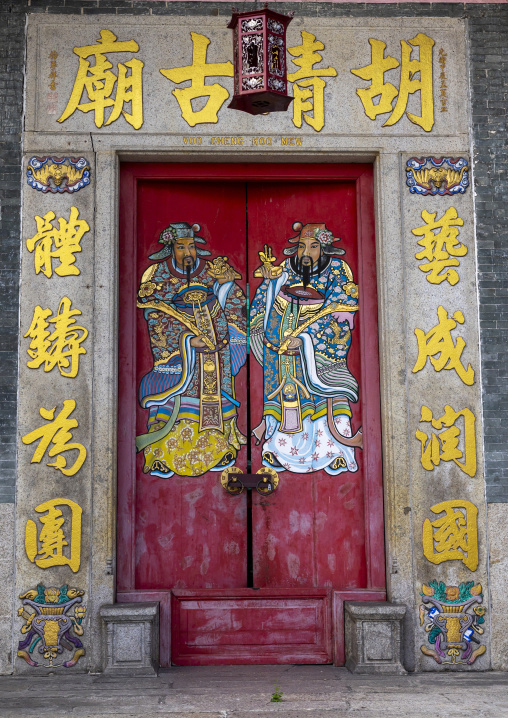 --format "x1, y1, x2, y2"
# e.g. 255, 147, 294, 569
18, 137, 474, 672
13, 11, 488, 675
